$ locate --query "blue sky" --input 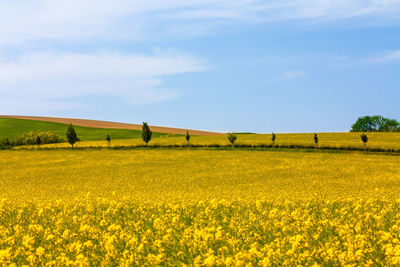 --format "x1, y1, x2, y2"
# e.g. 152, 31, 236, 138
0, 1, 399, 132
